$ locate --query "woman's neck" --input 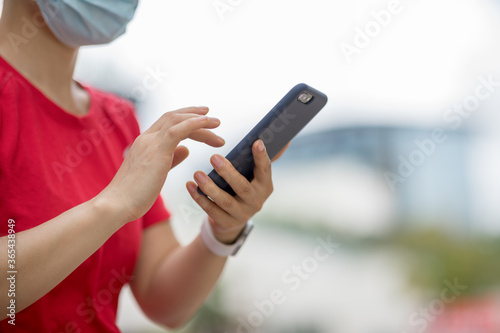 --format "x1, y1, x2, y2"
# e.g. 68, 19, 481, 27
0, 0, 89, 115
